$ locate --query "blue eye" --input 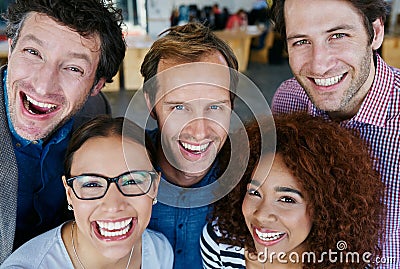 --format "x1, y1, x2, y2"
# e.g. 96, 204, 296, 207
174, 105, 184, 110
210, 105, 221, 110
